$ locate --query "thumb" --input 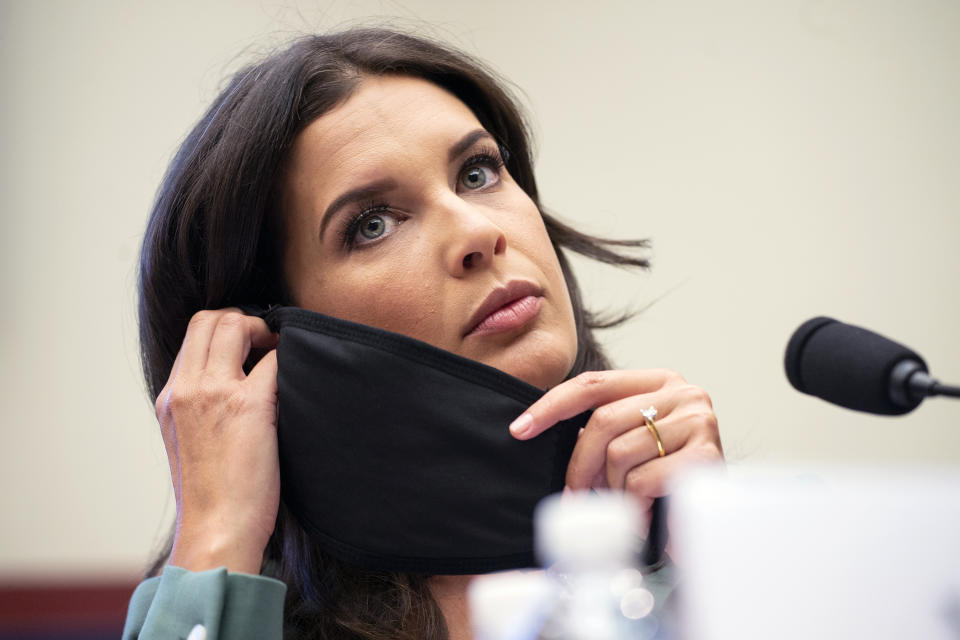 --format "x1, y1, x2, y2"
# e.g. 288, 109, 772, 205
246, 348, 278, 391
